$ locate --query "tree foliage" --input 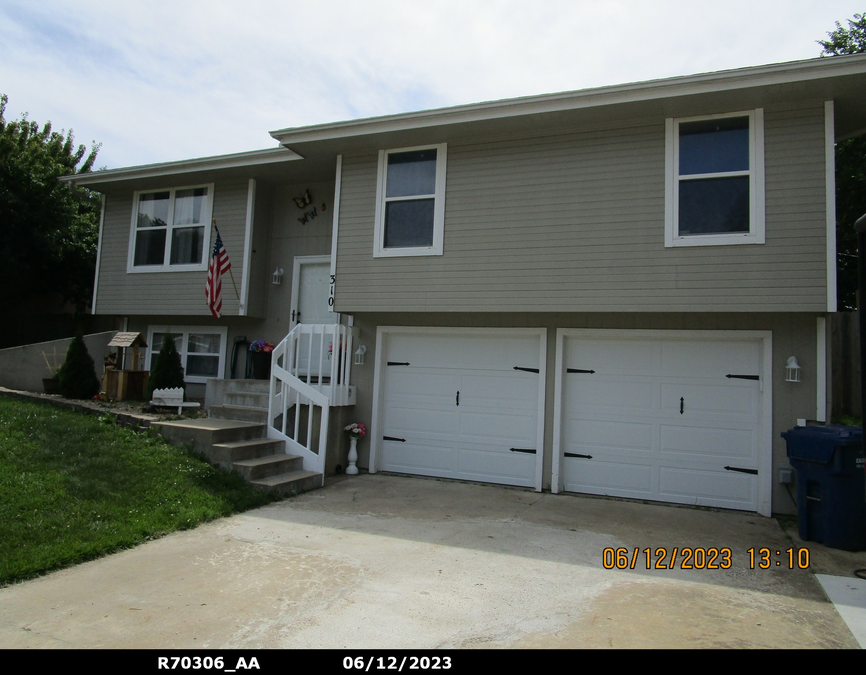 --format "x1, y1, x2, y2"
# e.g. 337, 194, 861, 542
147, 335, 186, 401
819, 13, 866, 310
0, 95, 101, 311
57, 334, 100, 400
